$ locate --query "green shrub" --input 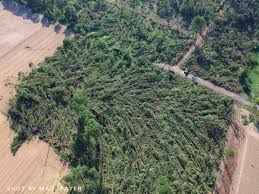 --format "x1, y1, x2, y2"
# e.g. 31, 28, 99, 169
242, 115, 249, 125
156, 176, 173, 194
225, 148, 235, 158
249, 114, 255, 123
254, 98, 259, 105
